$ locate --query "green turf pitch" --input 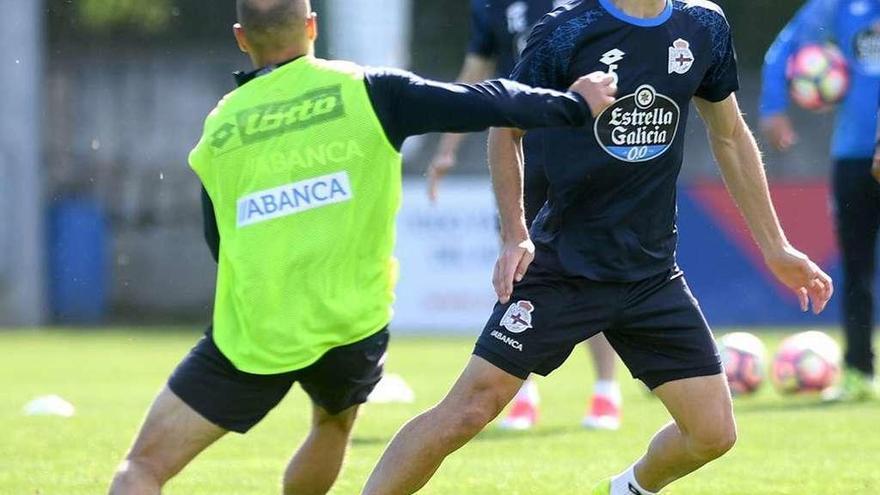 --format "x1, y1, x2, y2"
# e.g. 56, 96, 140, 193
0, 329, 877, 494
